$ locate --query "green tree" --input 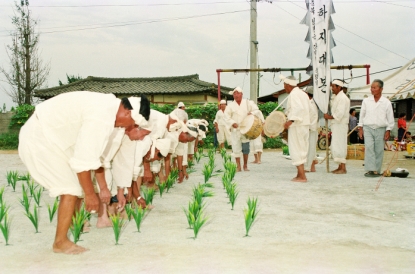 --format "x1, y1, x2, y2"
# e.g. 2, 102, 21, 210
0, 0, 50, 106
